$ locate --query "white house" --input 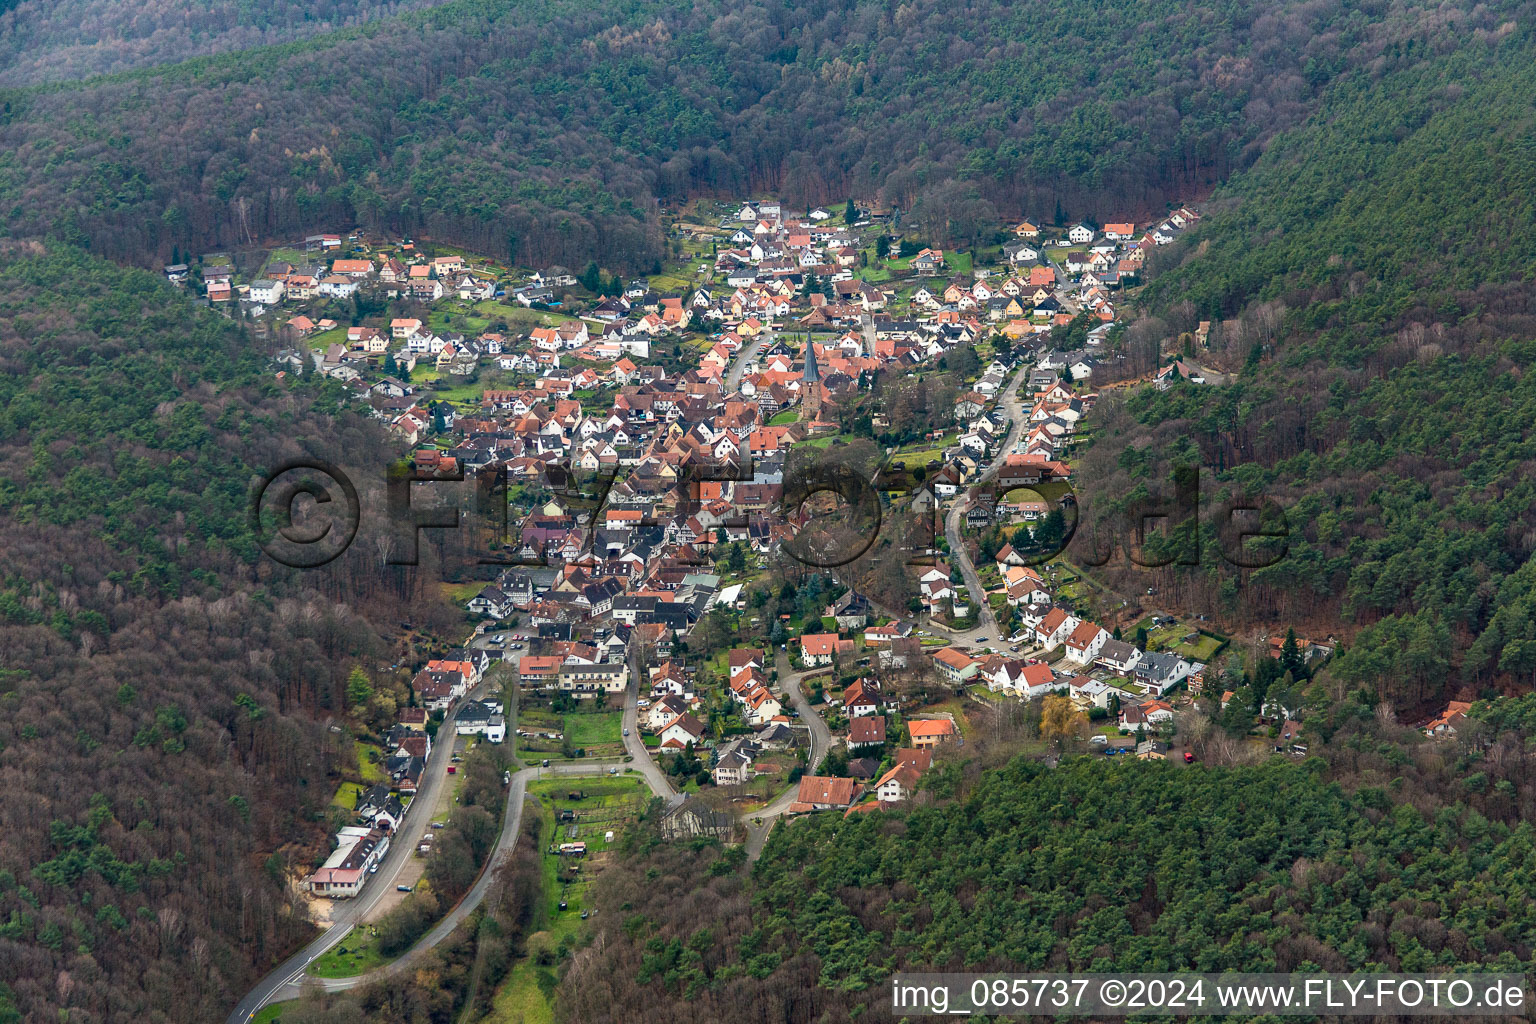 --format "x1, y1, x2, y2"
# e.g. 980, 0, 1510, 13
1068, 224, 1095, 244
1096, 638, 1143, 674
249, 279, 284, 304
1034, 607, 1079, 649
658, 713, 706, 750
1063, 621, 1109, 665
306, 827, 390, 898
